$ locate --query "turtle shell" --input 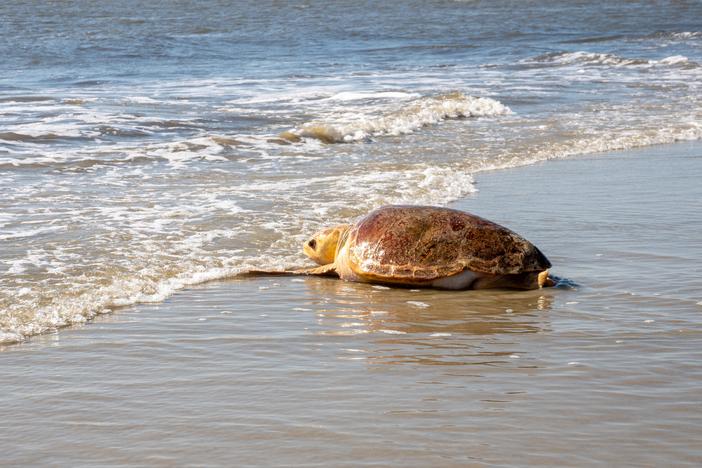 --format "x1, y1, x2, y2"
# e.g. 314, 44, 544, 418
346, 205, 550, 282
